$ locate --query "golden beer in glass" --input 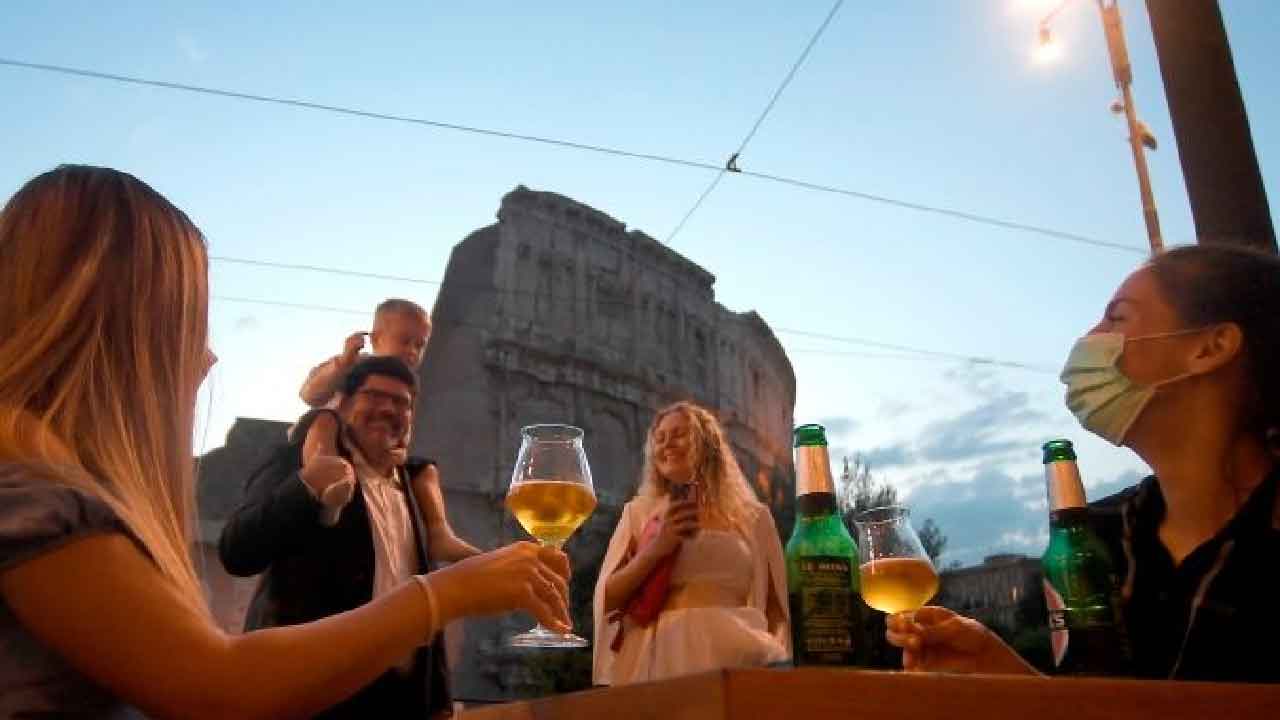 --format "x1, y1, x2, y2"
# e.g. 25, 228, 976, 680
855, 506, 939, 615
505, 424, 596, 648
